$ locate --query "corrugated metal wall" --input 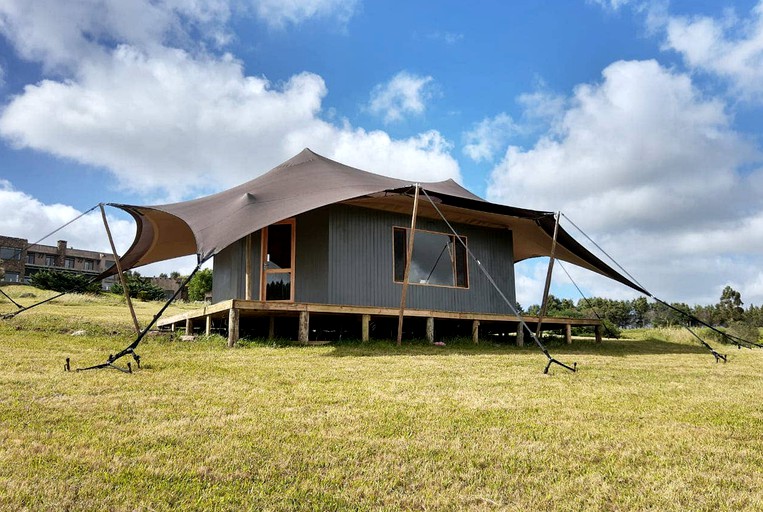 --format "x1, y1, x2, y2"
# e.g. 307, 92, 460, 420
294, 207, 330, 304
211, 231, 260, 302
327, 204, 516, 314
212, 203, 516, 315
